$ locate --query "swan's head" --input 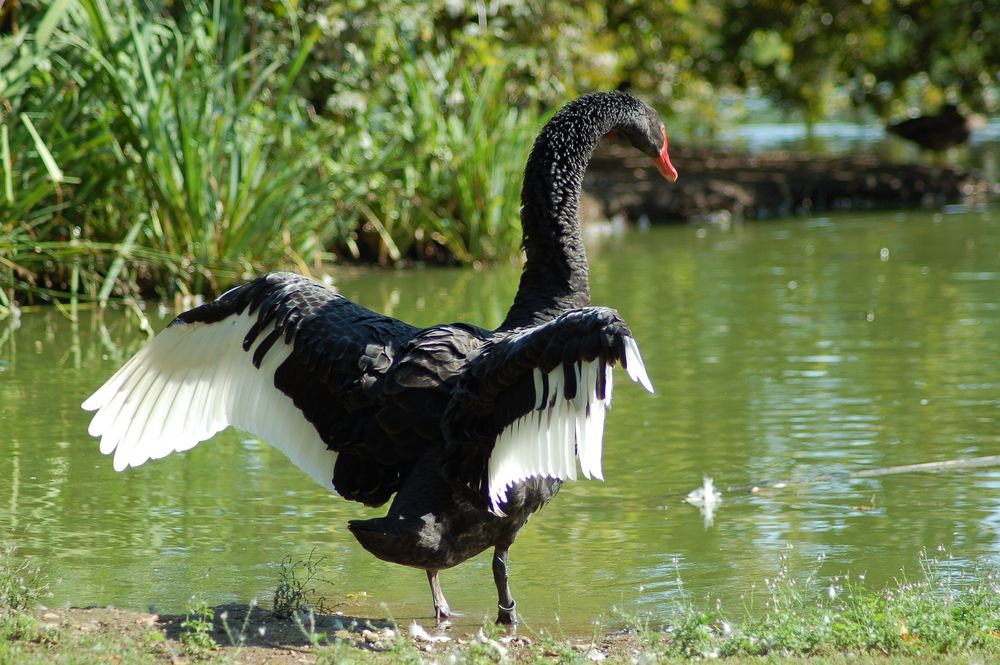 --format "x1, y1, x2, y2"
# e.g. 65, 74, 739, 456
616, 101, 679, 183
